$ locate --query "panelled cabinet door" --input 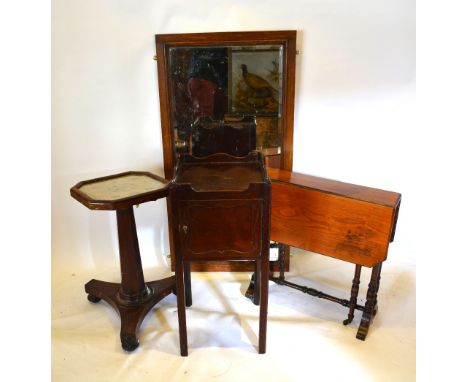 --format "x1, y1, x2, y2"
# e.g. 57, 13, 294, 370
178, 199, 263, 261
